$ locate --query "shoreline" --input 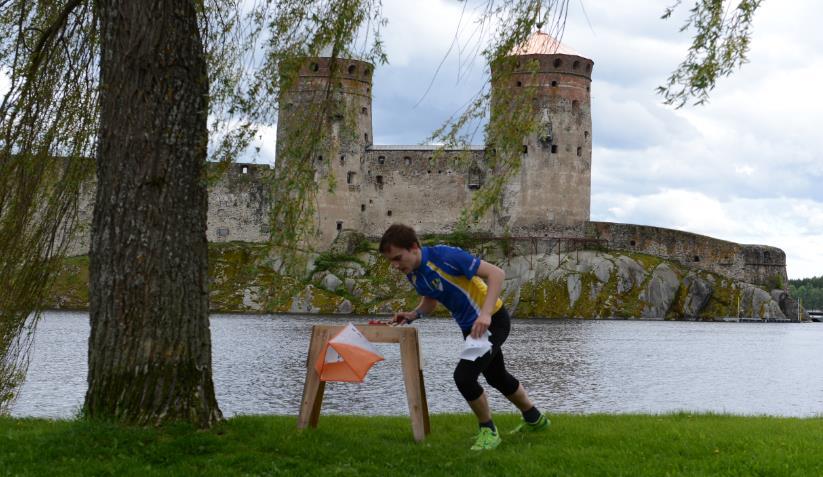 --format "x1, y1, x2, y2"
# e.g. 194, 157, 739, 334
42, 308, 818, 323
